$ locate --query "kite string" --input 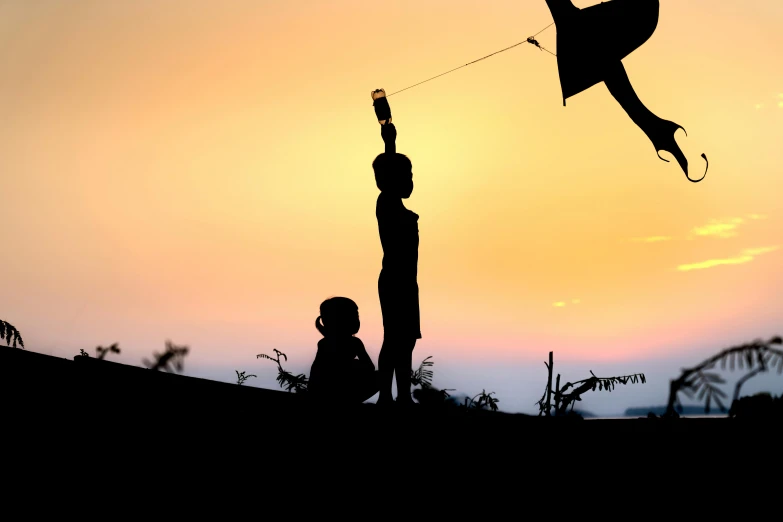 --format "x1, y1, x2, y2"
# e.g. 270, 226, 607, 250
533, 21, 554, 37
386, 22, 555, 97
